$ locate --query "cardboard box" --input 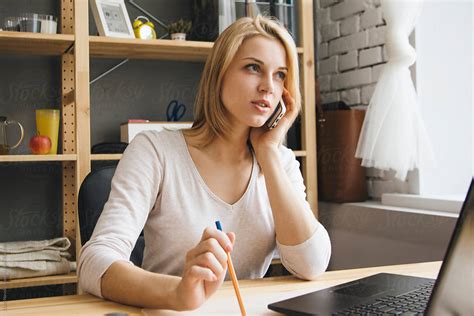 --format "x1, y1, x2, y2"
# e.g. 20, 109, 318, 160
120, 121, 193, 143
